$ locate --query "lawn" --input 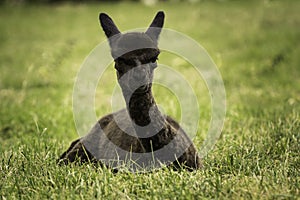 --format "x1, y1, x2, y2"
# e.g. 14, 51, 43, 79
0, 1, 299, 199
